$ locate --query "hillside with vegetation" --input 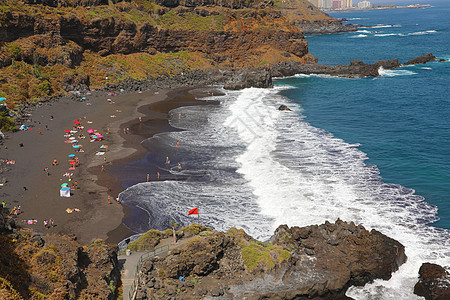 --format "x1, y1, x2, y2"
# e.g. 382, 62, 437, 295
0, 0, 320, 114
